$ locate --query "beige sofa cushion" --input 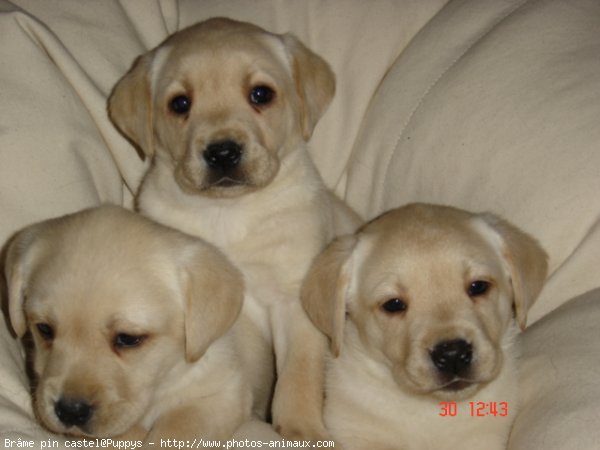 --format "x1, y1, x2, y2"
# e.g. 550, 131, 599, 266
346, 0, 600, 325
511, 289, 600, 449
